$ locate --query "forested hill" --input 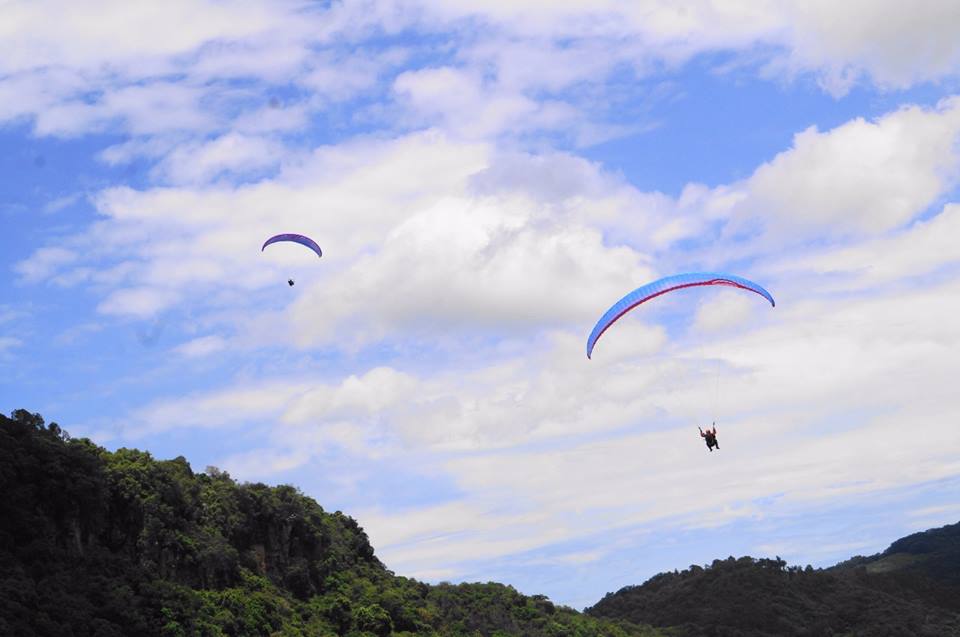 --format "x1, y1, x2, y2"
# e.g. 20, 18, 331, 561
6, 409, 960, 637
832, 519, 960, 586
587, 529, 960, 637
0, 410, 661, 637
